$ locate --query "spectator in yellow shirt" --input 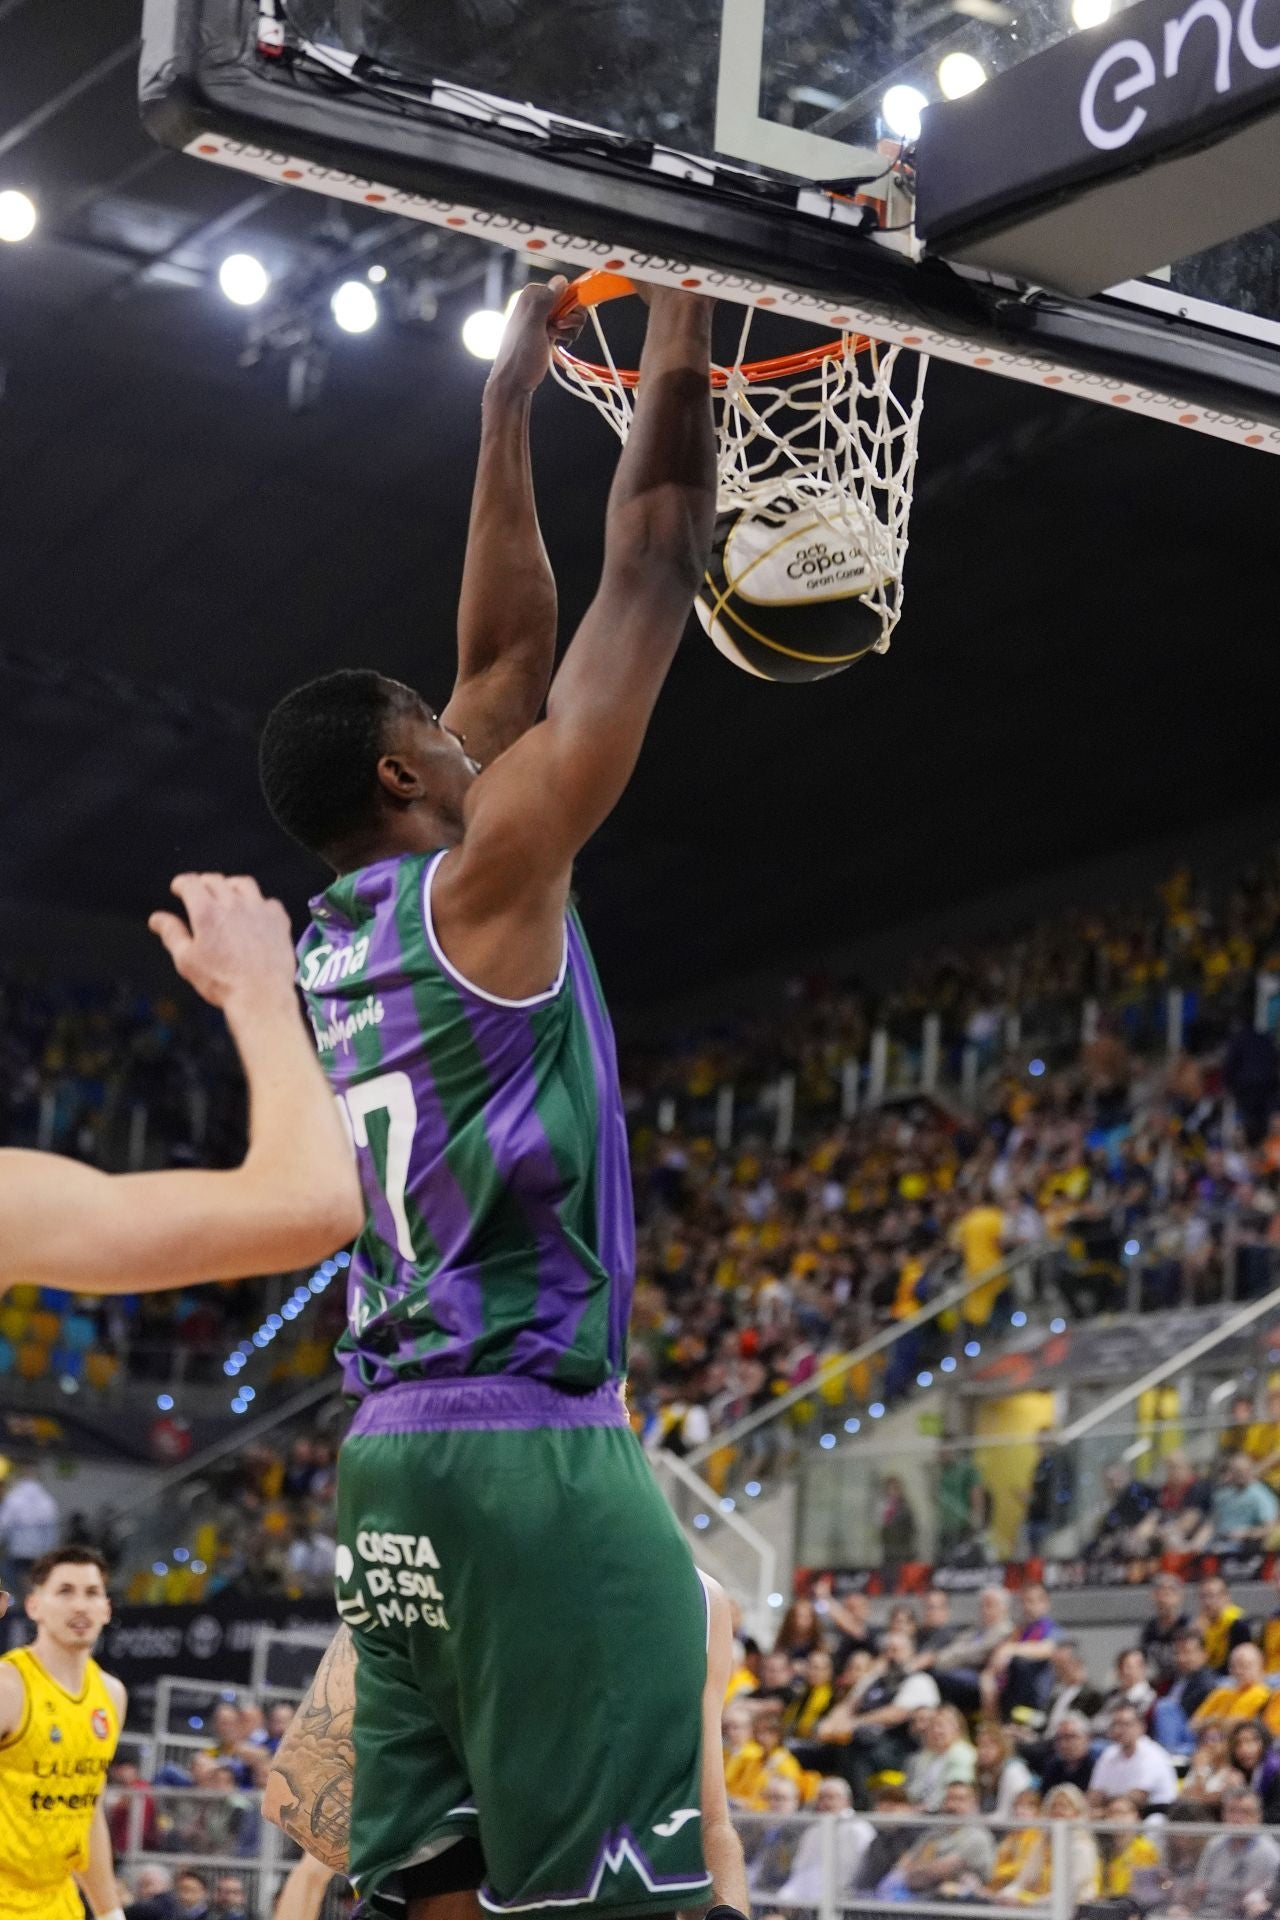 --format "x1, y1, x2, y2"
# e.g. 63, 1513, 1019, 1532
988, 1789, 1044, 1892
1102, 1794, 1161, 1897
1259, 1565, 1280, 1674
891, 1253, 927, 1321
722, 1701, 758, 1801
723, 1709, 807, 1810
1192, 1642, 1277, 1733
783, 1651, 835, 1741
1219, 1394, 1260, 1460
995, 1784, 1101, 1907
948, 1197, 1009, 1327
1197, 1575, 1253, 1672
1247, 1387, 1280, 1493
